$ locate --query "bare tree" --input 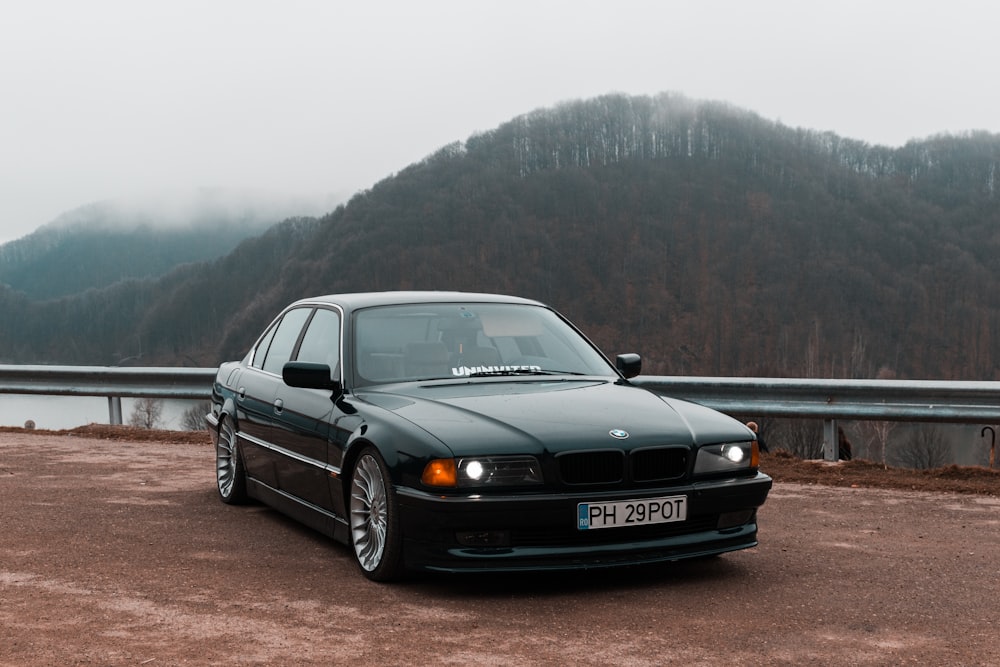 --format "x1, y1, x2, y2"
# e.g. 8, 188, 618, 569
129, 397, 164, 430
856, 420, 897, 466
854, 366, 900, 466
181, 401, 211, 432
768, 418, 824, 459
891, 425, 950, 470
